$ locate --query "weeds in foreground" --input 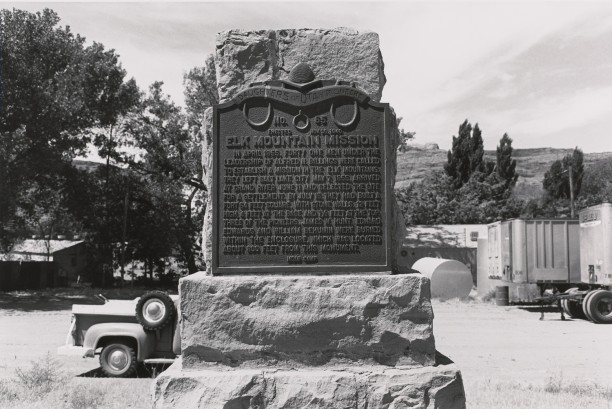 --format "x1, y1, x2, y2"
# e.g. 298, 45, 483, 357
0, 353, 149, 408
67, 384, 104, 409
0, 379, 18, 402
466, 374, 612, 409
15, 352, 67, 394
0, 376, 151, 409
544, 372, 612, 400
